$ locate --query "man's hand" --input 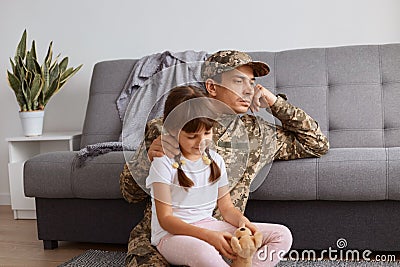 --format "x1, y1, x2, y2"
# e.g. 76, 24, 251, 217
250, 84, 277, 112
148, 135, 180, 161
